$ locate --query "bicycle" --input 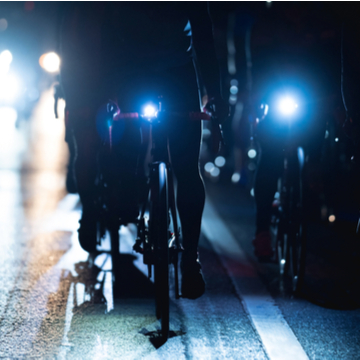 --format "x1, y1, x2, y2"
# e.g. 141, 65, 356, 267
102, 99, 212, 342
271, 141, 306, 294
260, 94, 307, 294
